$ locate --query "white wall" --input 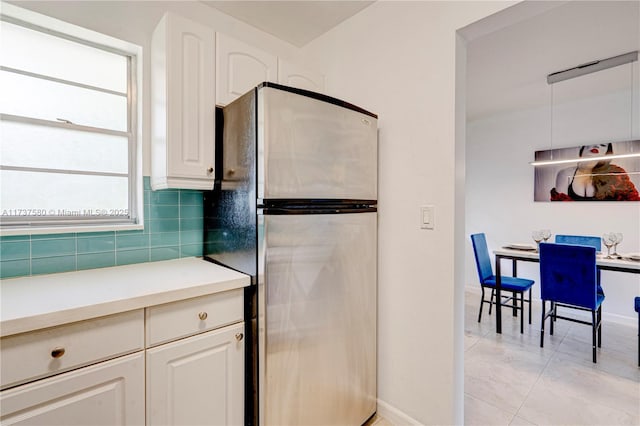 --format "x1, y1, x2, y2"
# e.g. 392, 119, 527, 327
8, 0, 301, 177
466, 63, 640, 322
301, 2, 515, 424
